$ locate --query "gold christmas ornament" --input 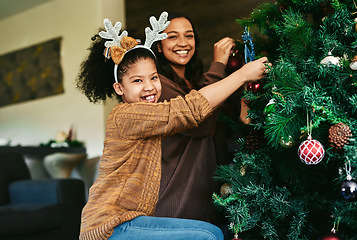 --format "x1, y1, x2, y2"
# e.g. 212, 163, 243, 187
350, 55, 357, 70
240, 165, 247, 176
220, 183, 233, 198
